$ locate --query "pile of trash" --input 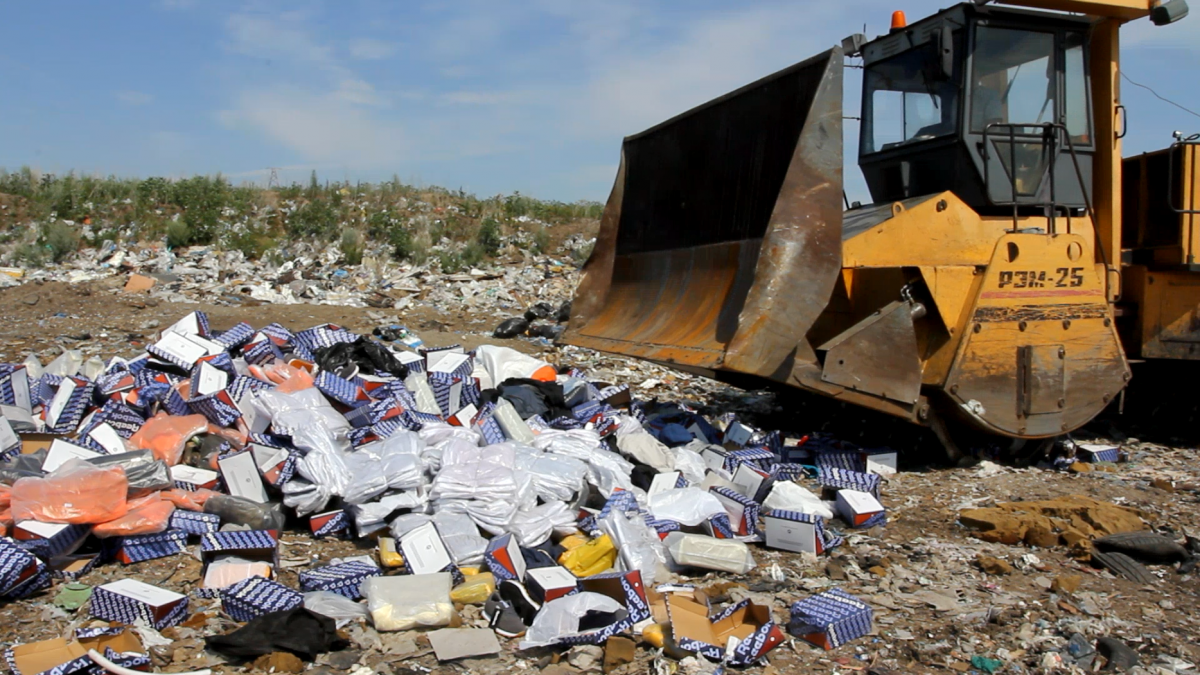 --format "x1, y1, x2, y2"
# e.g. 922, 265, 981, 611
0, 310, 898, 673
1, 239, 583, 316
